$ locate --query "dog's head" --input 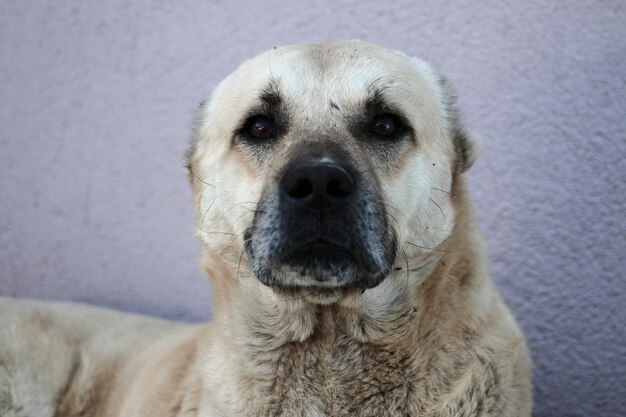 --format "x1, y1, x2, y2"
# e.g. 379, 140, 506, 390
187, 41, 478, 304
